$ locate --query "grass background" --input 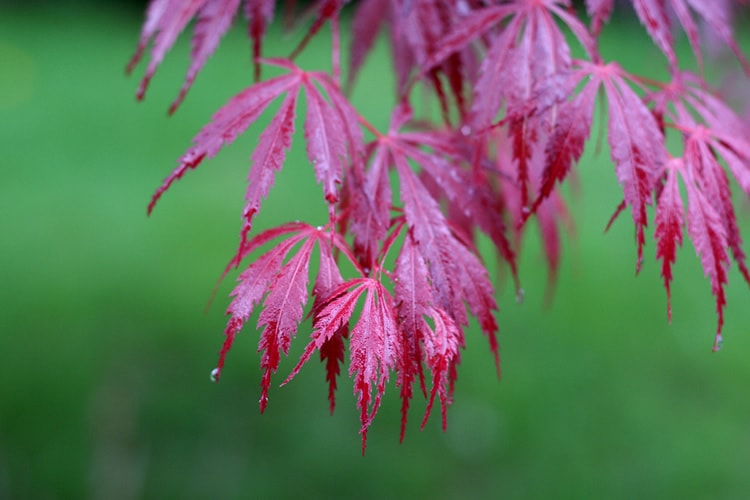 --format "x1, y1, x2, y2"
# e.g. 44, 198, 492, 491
2, 2, 750, 498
